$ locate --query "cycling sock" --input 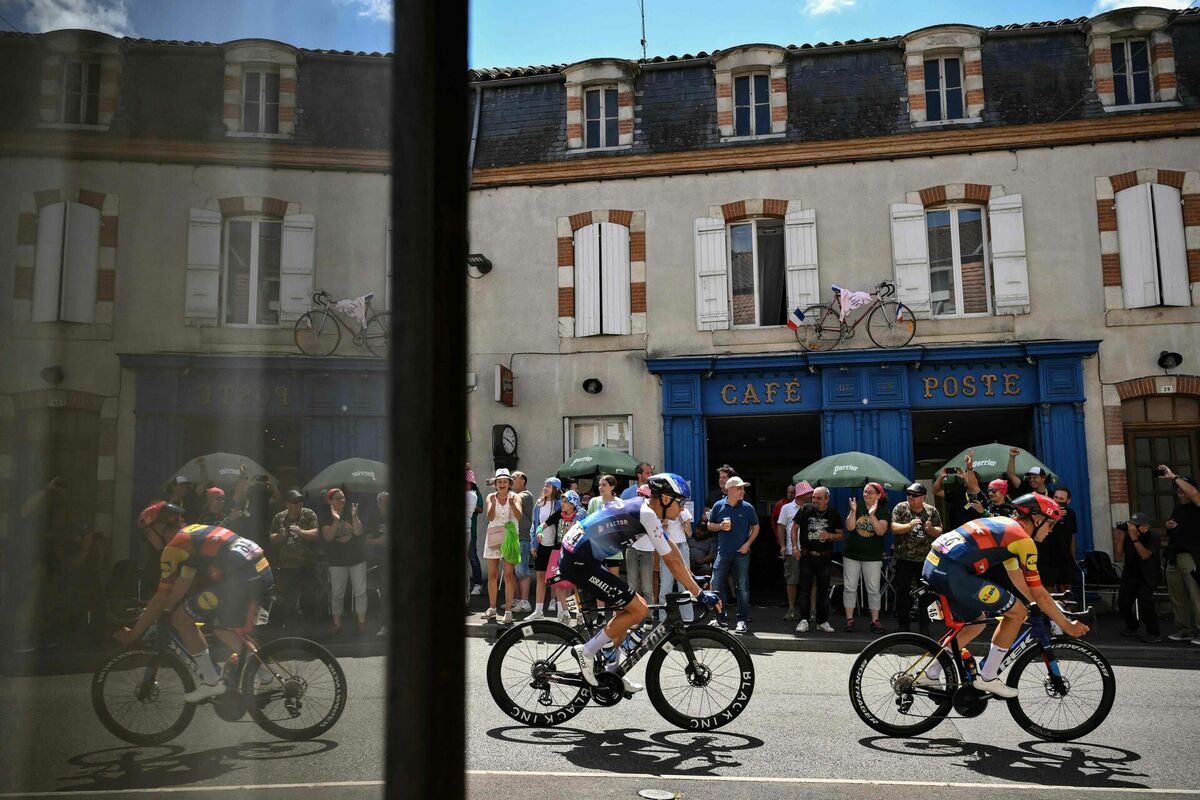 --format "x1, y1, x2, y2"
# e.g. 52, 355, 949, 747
924, 659, 944, 680
582, 628, 613, 657
191, 648, 220, 684
979, 643, 1009, 680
